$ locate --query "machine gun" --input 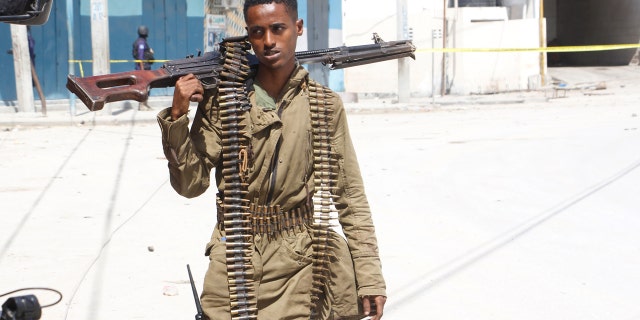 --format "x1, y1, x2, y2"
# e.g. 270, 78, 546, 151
66, 33, 415, 111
